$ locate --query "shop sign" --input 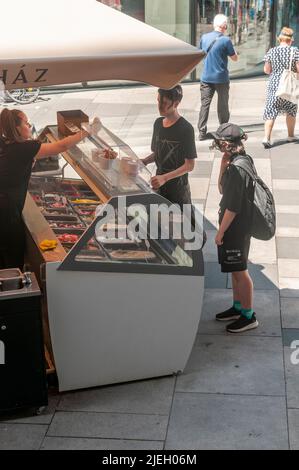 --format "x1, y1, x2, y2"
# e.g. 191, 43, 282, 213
0, 65, 49, 87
